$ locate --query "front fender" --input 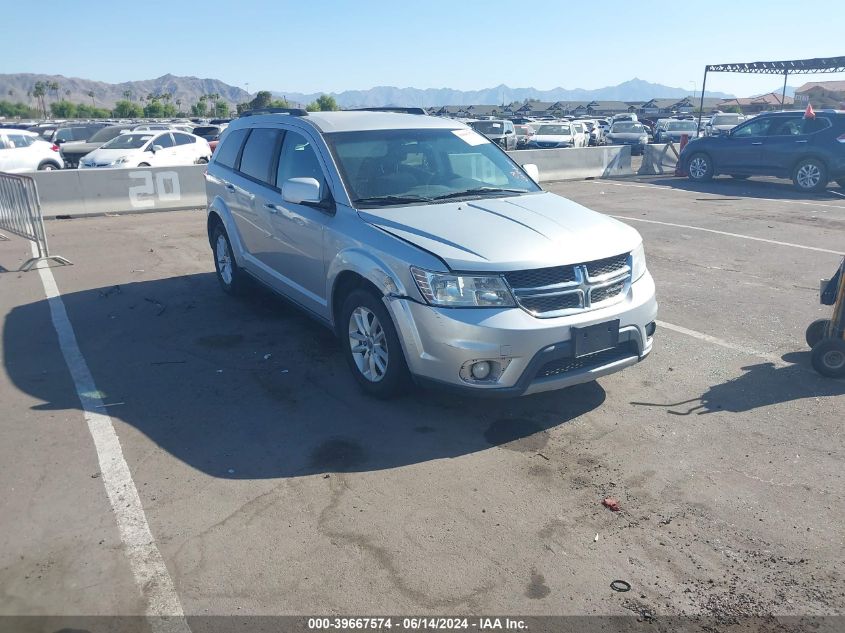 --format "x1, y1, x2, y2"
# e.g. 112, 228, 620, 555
326, 247, 412, 318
